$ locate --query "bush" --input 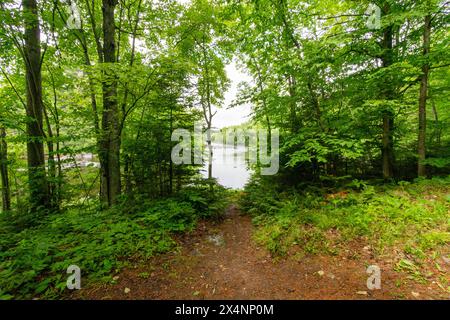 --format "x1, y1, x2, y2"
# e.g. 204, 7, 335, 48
241, 176, 450, 258
0, 184, 230, 299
